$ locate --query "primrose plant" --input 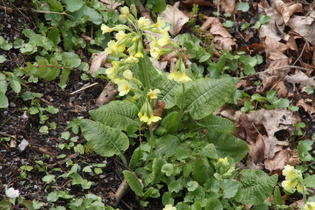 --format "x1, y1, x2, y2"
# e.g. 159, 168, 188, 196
73, 5, 285, 209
